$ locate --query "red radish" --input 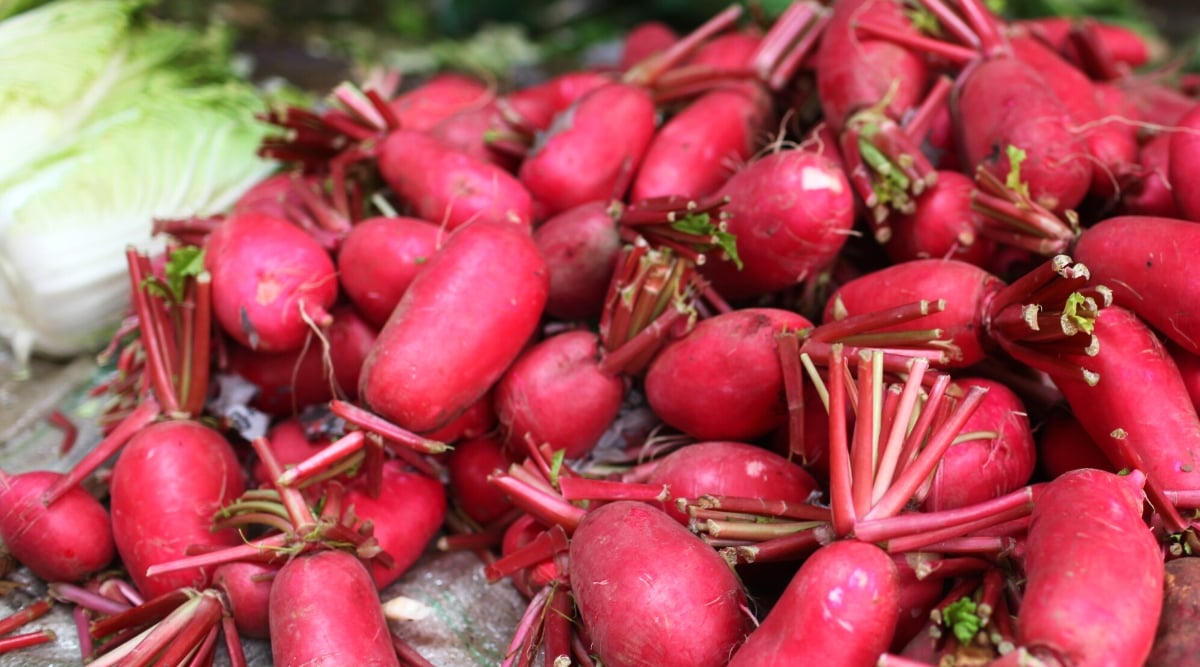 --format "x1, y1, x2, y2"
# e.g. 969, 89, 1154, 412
892, 554, 949, 652
359, 221, 549, 433
0, 470, 114, 583
1015, 16, 1154, 73
502, 71, 615, 132
422, 390, 497, 444
886, 169, 993, 266
336, 216, 442, 327
1168, 340, 1200, 412
684, 30, 761, 71
954, 55, 1093, 216
493, 329, 625, 460
1070, 215, 1200, 356
644, 308, 812, 441
700, 148, 856, 300
532, 200, 623, 322
519, 81, 658, 218
1041, 306, 1200, 492
204, 210, 339, 352
727, 540, 900, 667
428, 101, 523, 171
250, 419, 334, 487
269, 549, 400, 667
447, 436, 516, 524
569, 501, 751, 667
1035, 406, 1113, 480
212, 560, 278, 639
343, 460, 447, 588
109, 420, 246, 598
922, 378, 1036, 511
629, 82, 774, 202
1120, 133, 1180, 218
377, 129, 533, 230
389, 72, 491, 131
1004, 469, 1162, 667
1169, 104, 1200, 222
1008, 33, 1138, 200
619, 21, 680, 71
227, 303, 377, 417
645, 441, 821, 524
